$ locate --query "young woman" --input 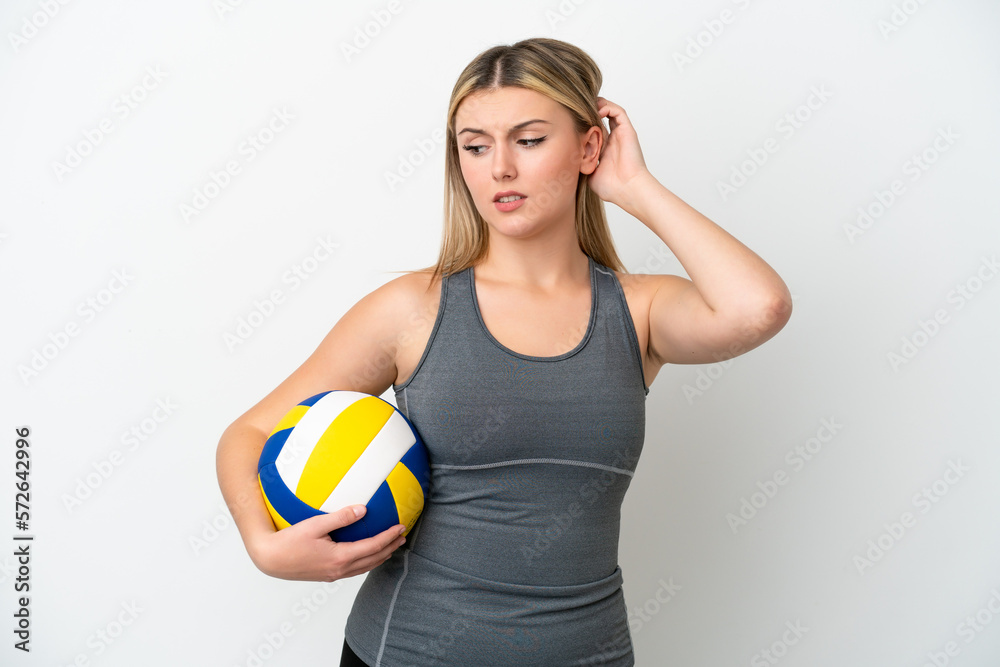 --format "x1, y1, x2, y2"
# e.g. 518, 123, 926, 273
217, 37, 791, 666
